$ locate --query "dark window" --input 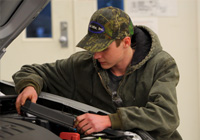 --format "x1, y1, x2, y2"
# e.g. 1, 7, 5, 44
98, 0, 124, 10
26, 2, 52, 38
